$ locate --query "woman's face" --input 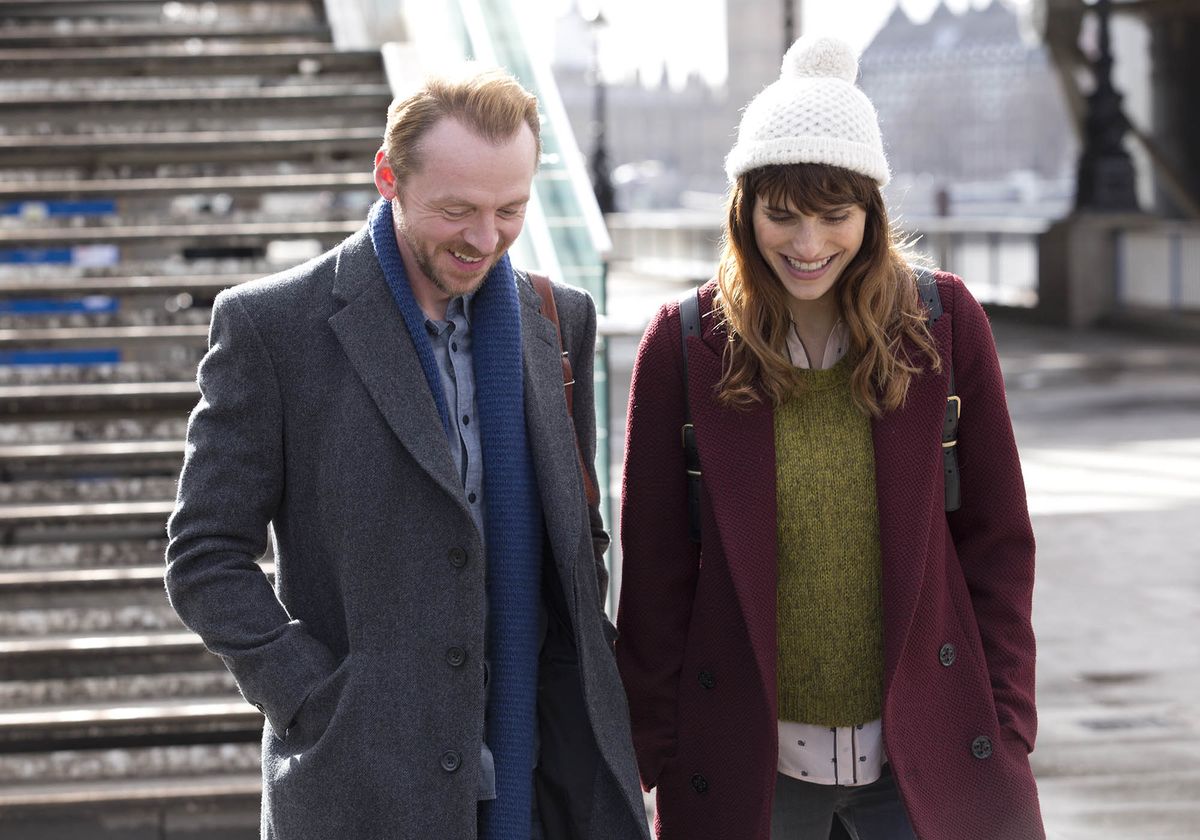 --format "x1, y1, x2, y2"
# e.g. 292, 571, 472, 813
751, 195, 866, 309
